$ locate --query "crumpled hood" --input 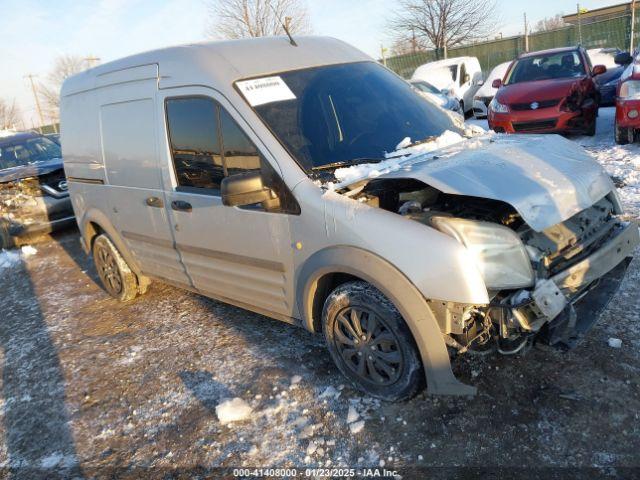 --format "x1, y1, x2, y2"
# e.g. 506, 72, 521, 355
0, 158, 63, 184
368, 134, 615, 231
